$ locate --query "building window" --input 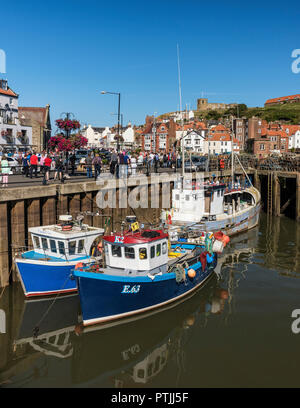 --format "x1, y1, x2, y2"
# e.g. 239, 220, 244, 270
260, 144, 265, 150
